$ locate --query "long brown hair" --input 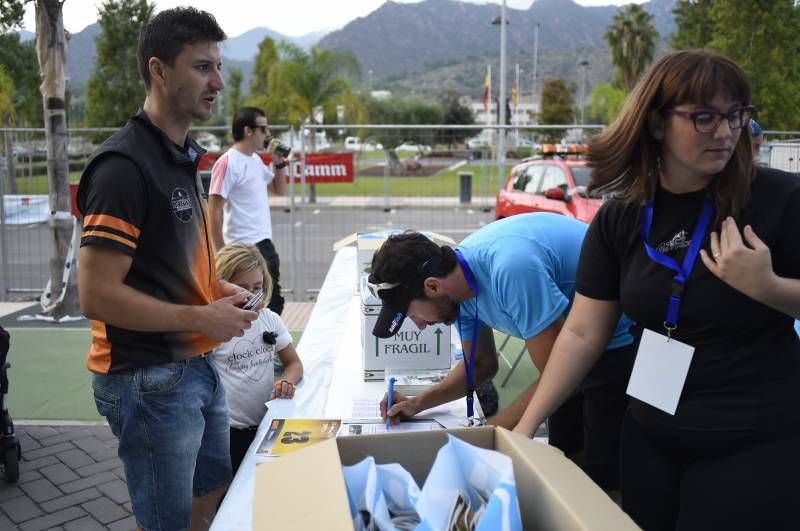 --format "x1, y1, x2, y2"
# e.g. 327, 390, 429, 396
587, 50, 755, 222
